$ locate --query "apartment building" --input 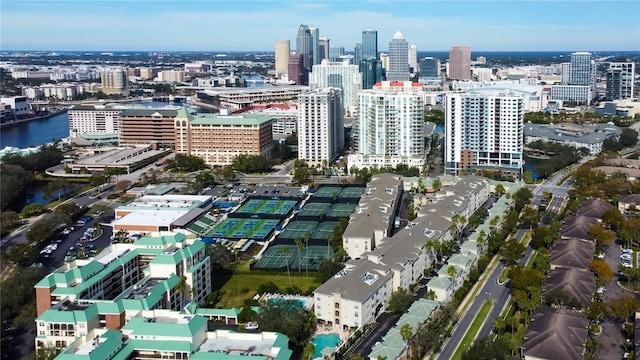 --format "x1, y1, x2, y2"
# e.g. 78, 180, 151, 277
606, 62, 635, 100
342, 173, 403, 260
100, 68, 128, 95
174, 108, 274, 166
444, 90, 524, 178
350, 81, 426, 171
67, 104, 123, 138
55, 310, 292, 360
315, 175, 497, 328
297, 88, 345, 166
309, 59, 362, 113
34, 233, 211, 351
